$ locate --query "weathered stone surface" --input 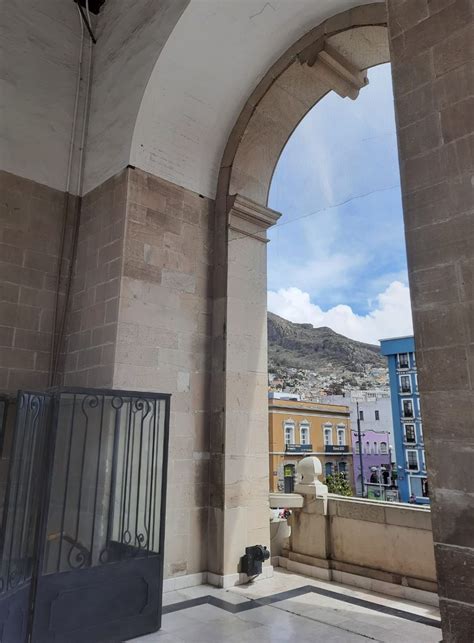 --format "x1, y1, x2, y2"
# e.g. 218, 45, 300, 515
436, 544, 474, 604
440, 598, 474, 643
389, 1, 474, 638
63, 170, 127, 388
104, 167, 215, 579
0, 170, 68, 392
